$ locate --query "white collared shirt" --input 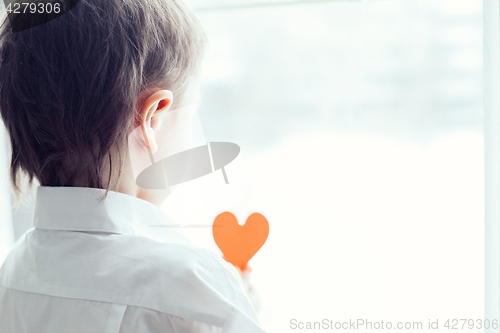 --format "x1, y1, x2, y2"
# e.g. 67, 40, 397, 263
0, 186, 266, 333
